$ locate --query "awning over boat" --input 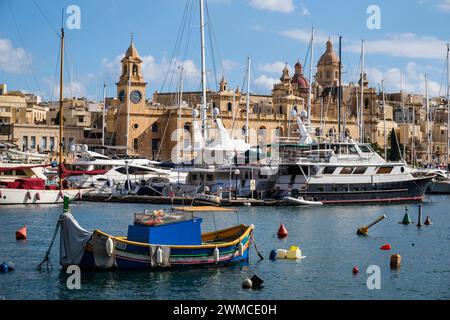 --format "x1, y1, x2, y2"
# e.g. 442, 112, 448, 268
173, 206, 236, 212
0, 164, 49, 173
59, 164, 107, 177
